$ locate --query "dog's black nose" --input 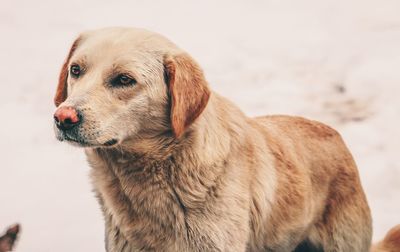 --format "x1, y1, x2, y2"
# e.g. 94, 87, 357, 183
54, 106, 81, 130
